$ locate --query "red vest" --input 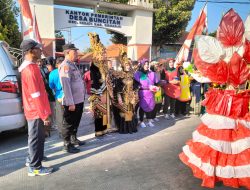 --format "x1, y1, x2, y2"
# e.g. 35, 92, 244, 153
164, 69, 180, 98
